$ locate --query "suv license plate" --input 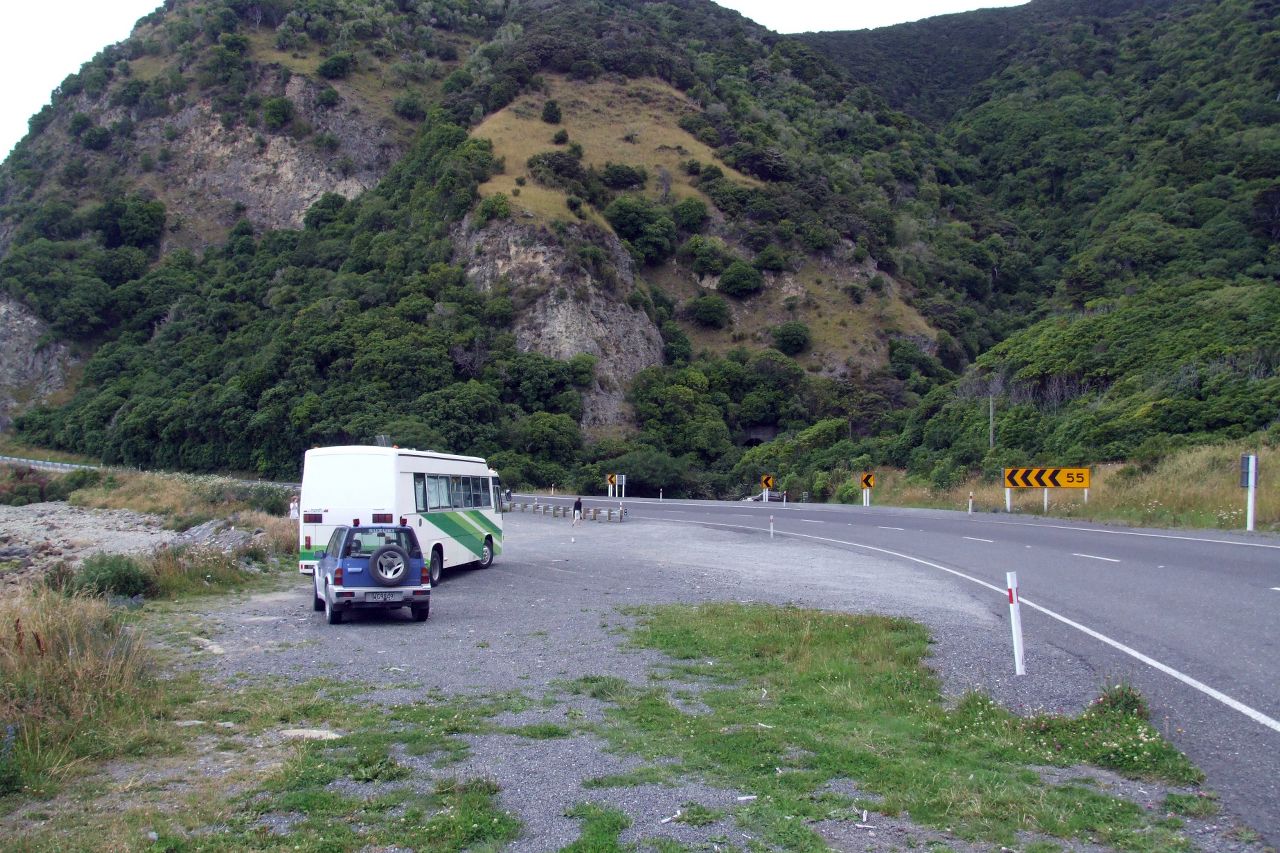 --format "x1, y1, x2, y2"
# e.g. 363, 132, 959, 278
366, 591, 400, 602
